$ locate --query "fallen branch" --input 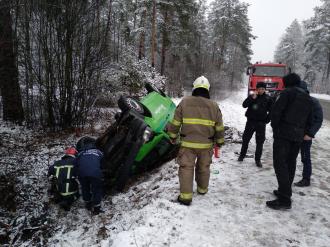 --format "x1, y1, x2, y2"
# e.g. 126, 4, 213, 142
0, 221, 10, 229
